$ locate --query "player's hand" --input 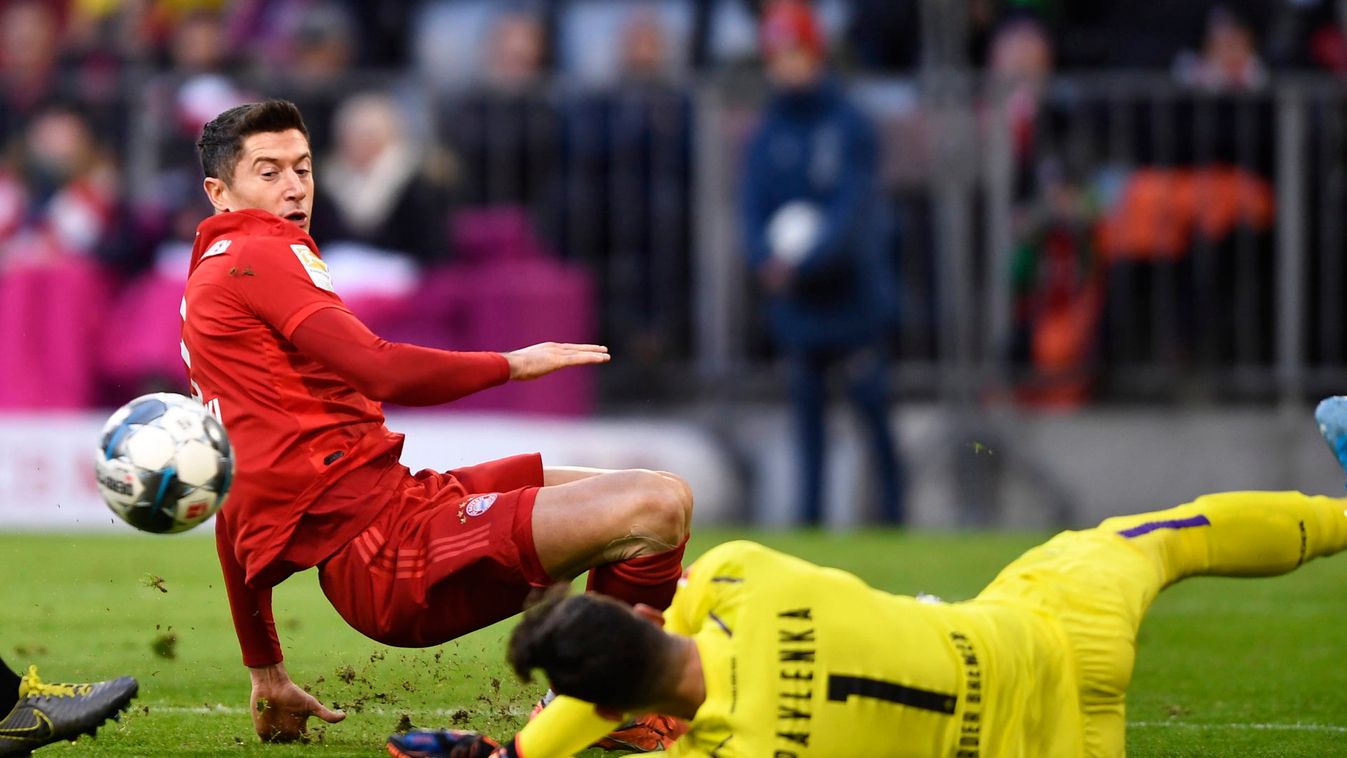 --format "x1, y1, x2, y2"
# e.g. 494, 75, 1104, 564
248, 663, 345, 742
503, 342, 610, 381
